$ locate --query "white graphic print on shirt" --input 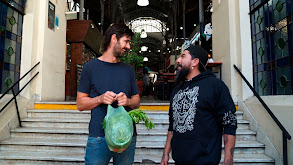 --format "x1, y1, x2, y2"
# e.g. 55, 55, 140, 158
223, 111, 237, 126
172, 86, 199, 133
